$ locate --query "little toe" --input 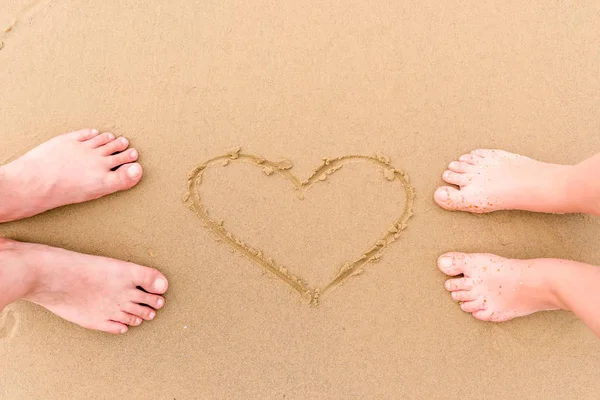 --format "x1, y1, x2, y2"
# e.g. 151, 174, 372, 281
86, 132, 116, 148
132, 290, 165, 309
434, 186, 466, 210
442, 170, 468, 186
448, 161, 472, 173
445, 277, 474, 291
69, 128, 100, 141
113, 311, 143, 327
108, 148, 138, 168
123, 303, 156, 321
98, 321, 128, 334
451, 290, 477, 302
105, 163, 143, 191
133, 267, 169, 295
98, 136, 129, 156
460, 298, 486, 313
437, 253, 468, 276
